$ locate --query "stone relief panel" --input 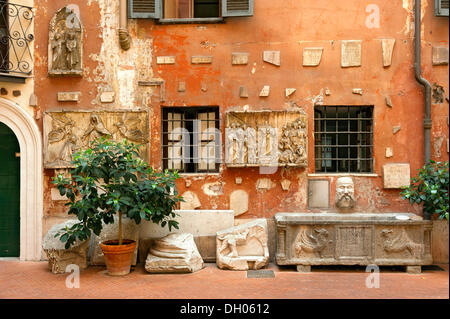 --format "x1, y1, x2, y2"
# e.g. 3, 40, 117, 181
292, 226, 334, 259
48, 6, 83, 76
44, 111, 149, 168
225, 110, 308, 167
378, 227, 424, 260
